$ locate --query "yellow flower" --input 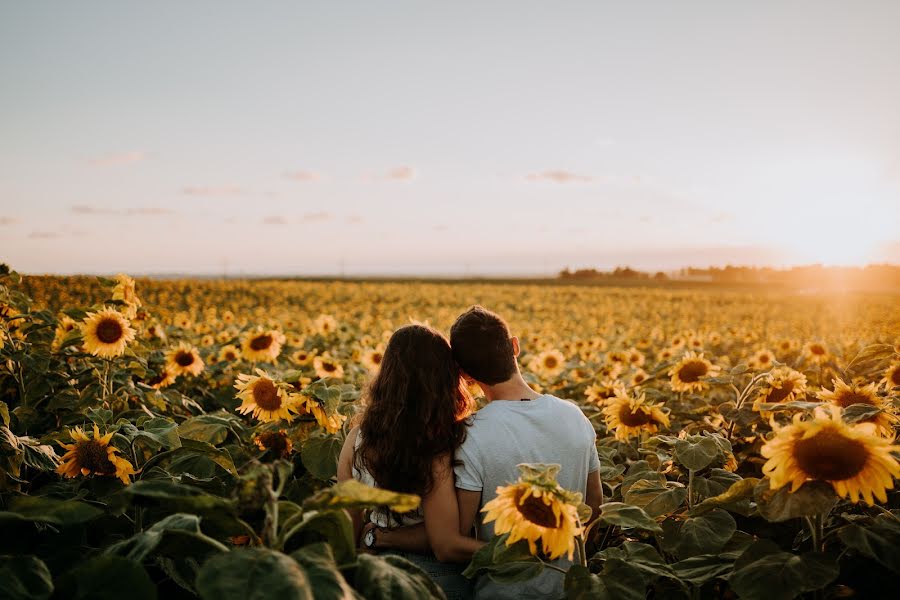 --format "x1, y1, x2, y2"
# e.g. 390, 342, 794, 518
761, 406, 900, 505
603, 391, 670, 441
234, 369, 301, 422
53, 314, 78, 350
291, 348, 317, 366
752, 366, 808, 414
313, 314, 338, 336
80, 308, 136, 358
817, 378, 896, 436
803, 341, 829, 365
57, 424, 136, 484
482, 464, 584, 560
313, 355, 344, 379
111, 273, 142, 319
584, 379, 626, 407
145, 366, 176, 389
217, 344, 241, 363
360, 347, 385, 373
881, 362, 900, 390
668, 351, 721, 393
165, 342, 205, 377
748, 348, 775, 371
308, 400, 348, 434
253, 430, 293, 458
241, 329, 285, 363
530, 349, 566, 378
